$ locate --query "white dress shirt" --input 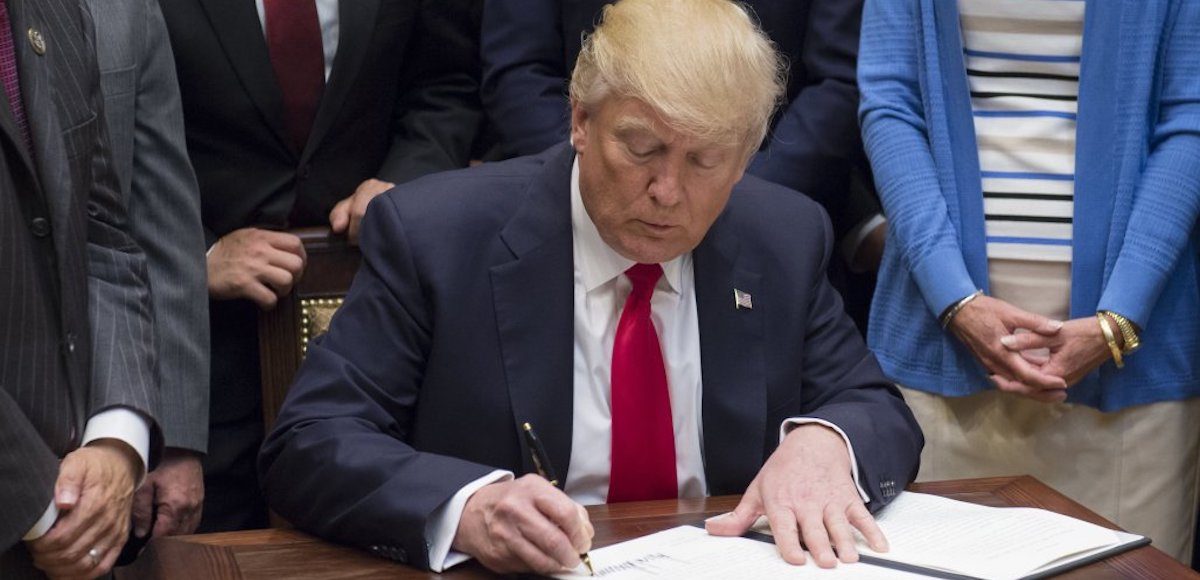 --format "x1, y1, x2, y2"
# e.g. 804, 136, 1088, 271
424, 158, 867, 570
255, 0, 340, 81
